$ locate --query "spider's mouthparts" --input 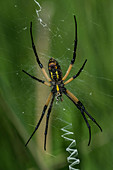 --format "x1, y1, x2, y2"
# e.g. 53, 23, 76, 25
56, 92, 63, 101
